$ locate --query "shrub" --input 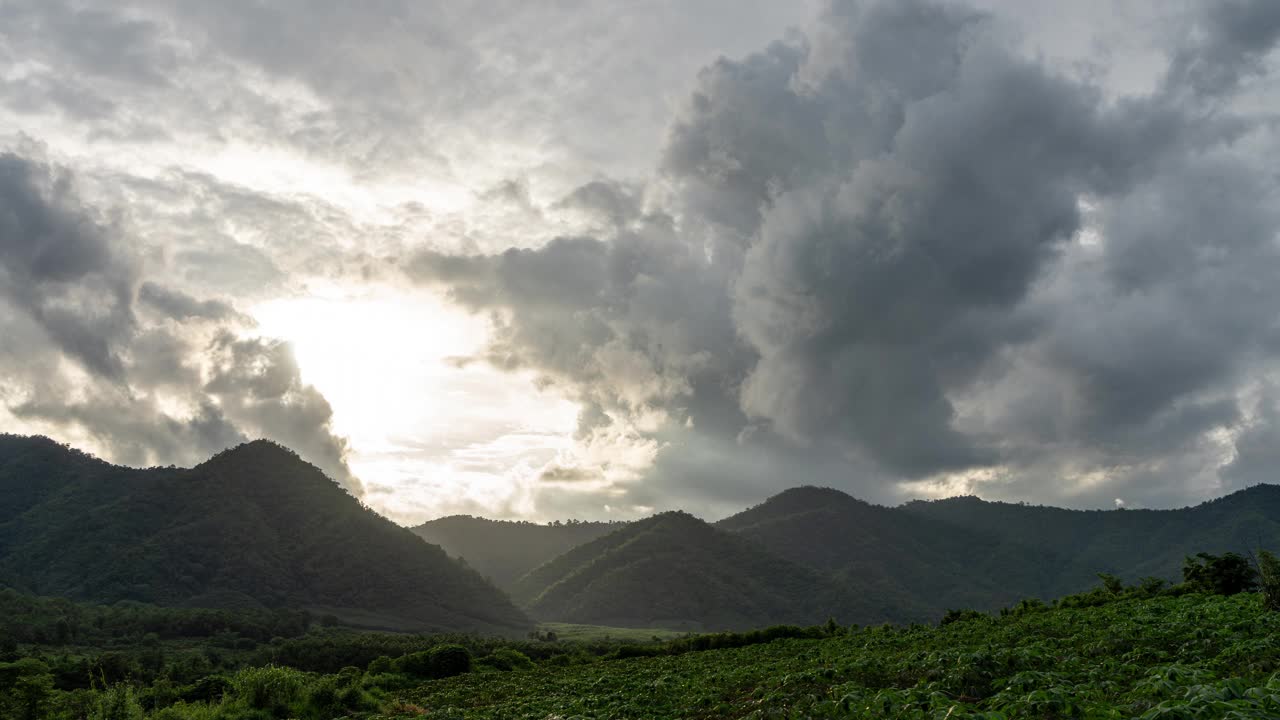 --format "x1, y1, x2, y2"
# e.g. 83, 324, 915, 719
89, 684, 145, 720
229, 665, 306, 716
394, 644, 473, 679
1097, 573, 1125, 595
392, 650, 433, 678
304, 666, 375, 719
940, 609, 986, 626
1182, 552, 1258, 595
428, 644, 472, 678
482, 648, 535, 671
